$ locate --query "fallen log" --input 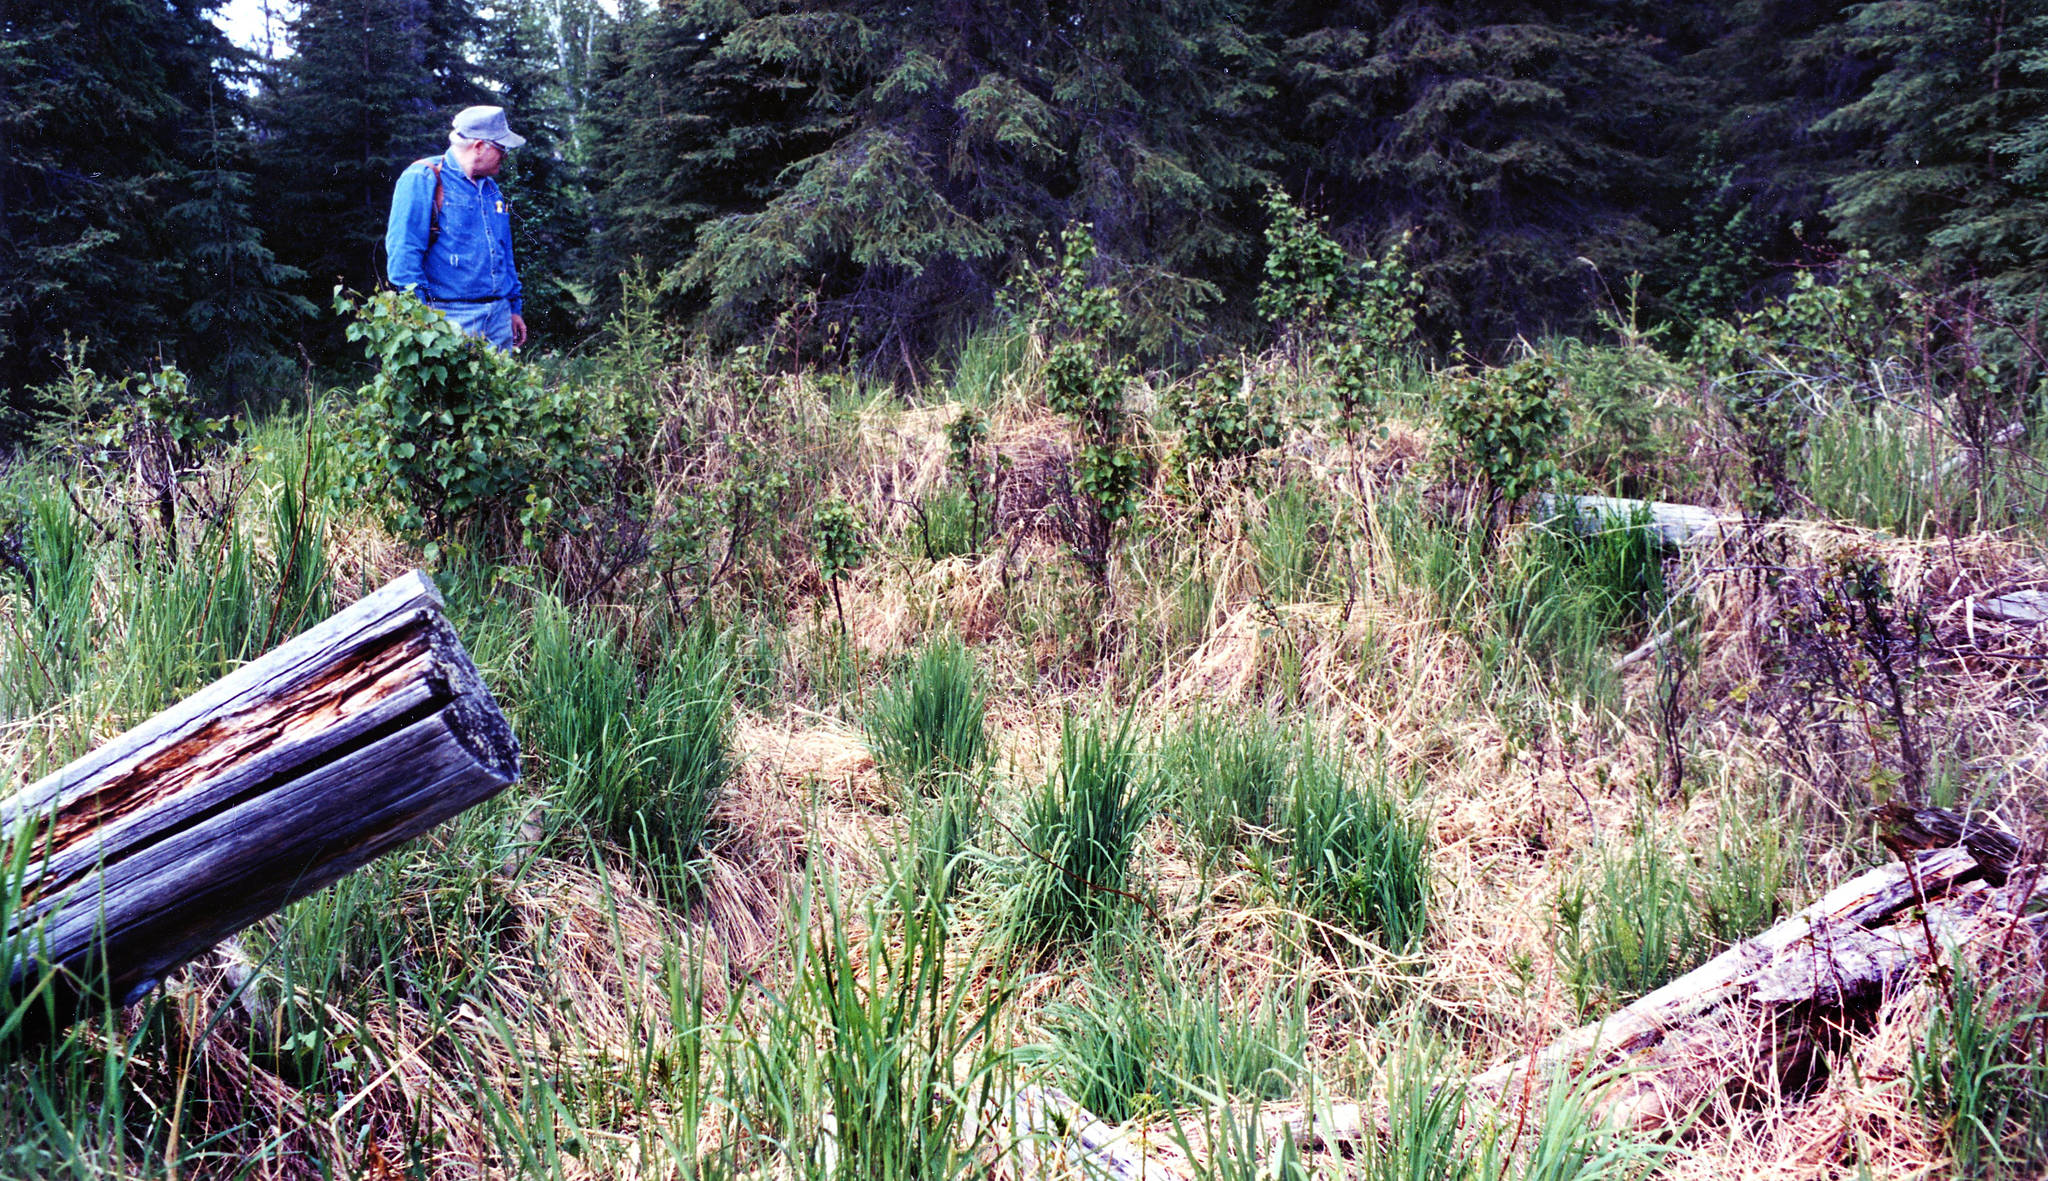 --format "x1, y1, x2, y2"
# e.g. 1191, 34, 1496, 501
2, 570, 518, 1040
1466, 846, 2048, 1136
1971, 589, 2048, 627
1533, 494, 1738, 546
997, 846, 2041, 1178
1470, 846, 1979, 1103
